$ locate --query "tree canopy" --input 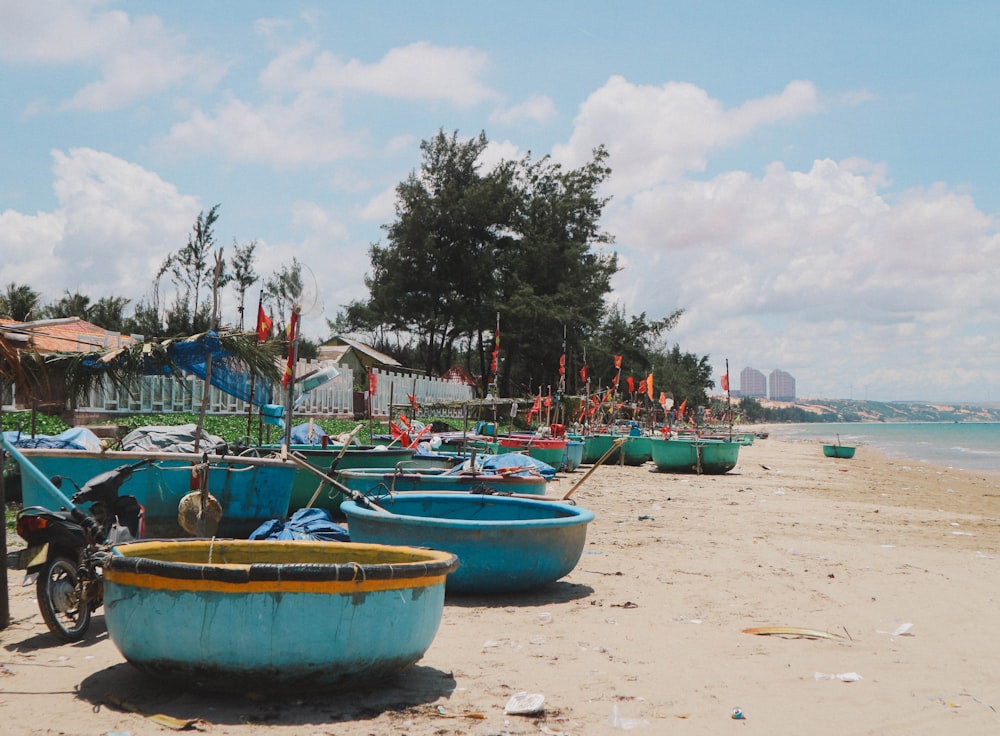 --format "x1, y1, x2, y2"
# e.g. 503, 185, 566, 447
337, 129, 622, 395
